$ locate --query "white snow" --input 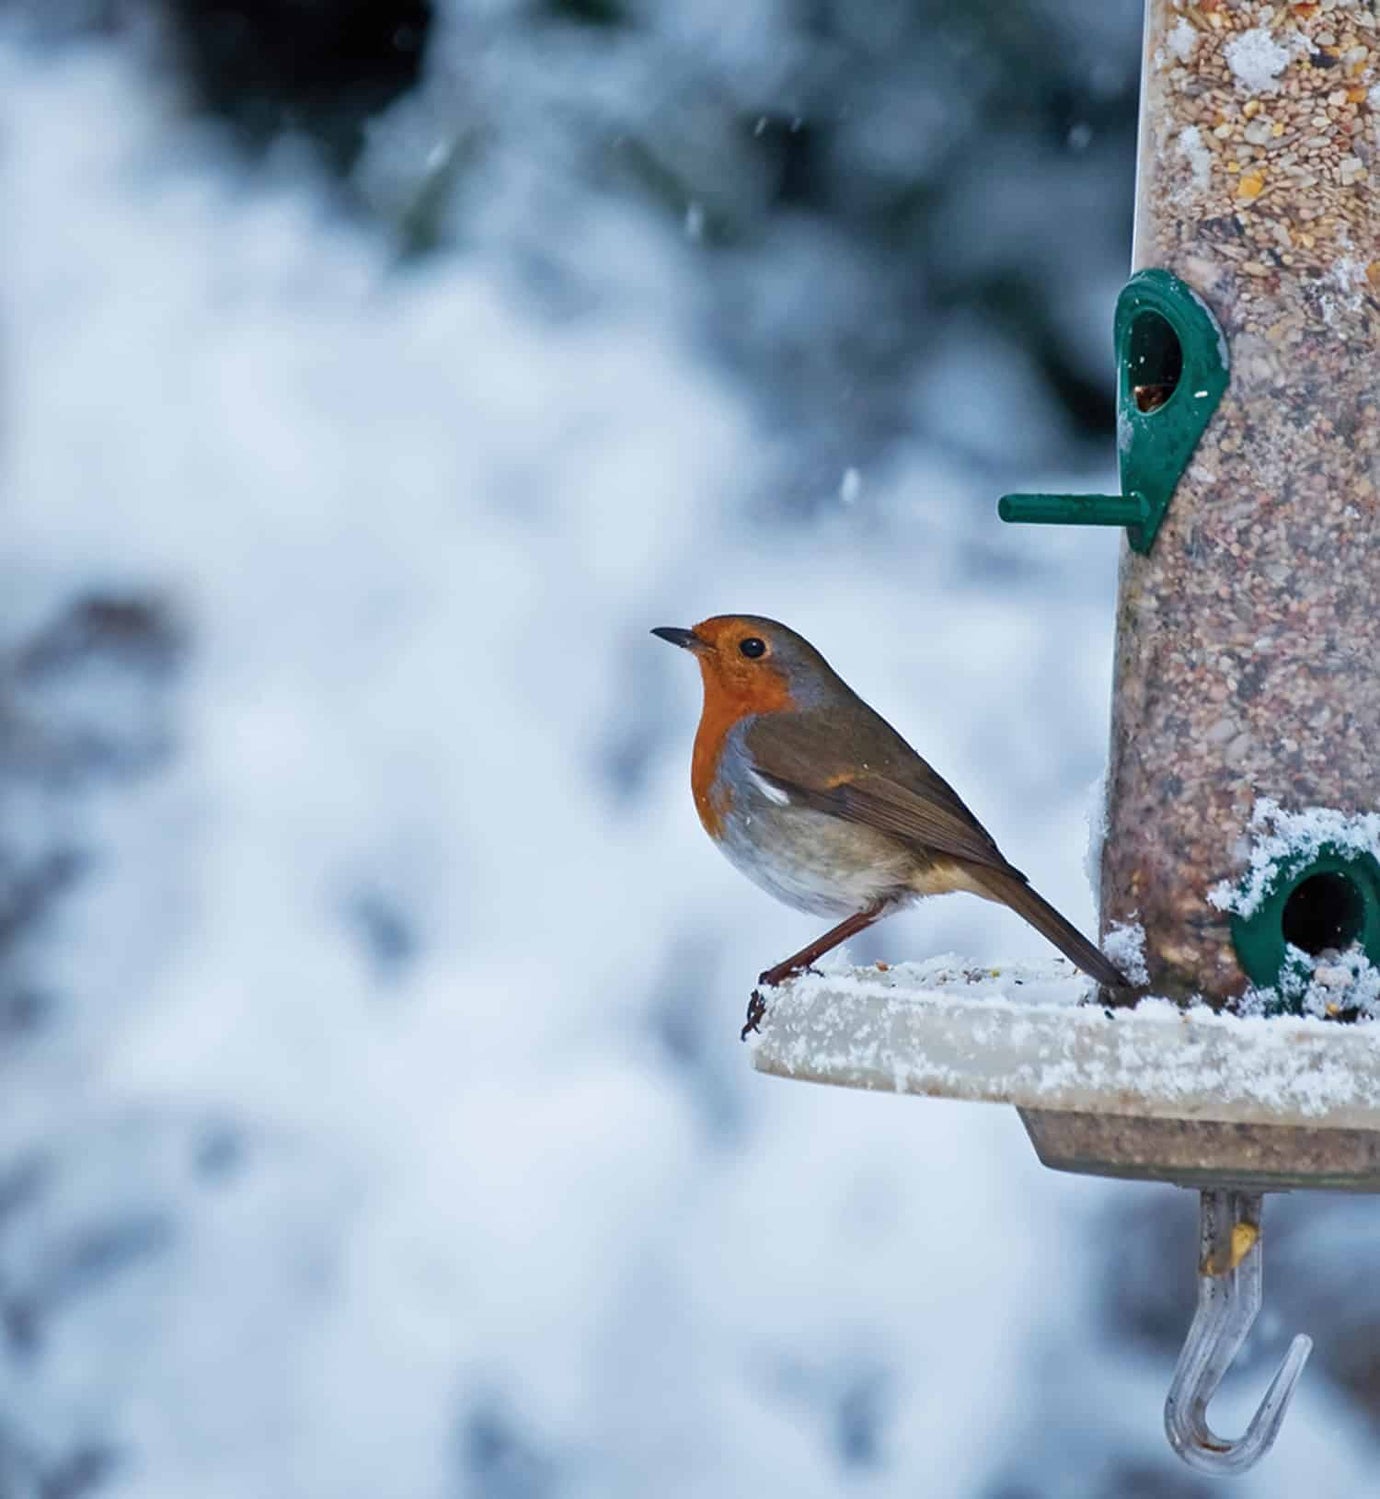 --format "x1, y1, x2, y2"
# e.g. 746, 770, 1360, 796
1116, 404, 1134, 454
1224, 27, 1299, 94
1167, 18, 1199, 63
1185, 278, 1231, 372
1101, 920, 1149, 987
1177, 124, 1213, 191
751, 958, 1380, 1123
1208, 799, 1380, 918
1201, 800, 1380, 1019
1241, 945, 1380, 1023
